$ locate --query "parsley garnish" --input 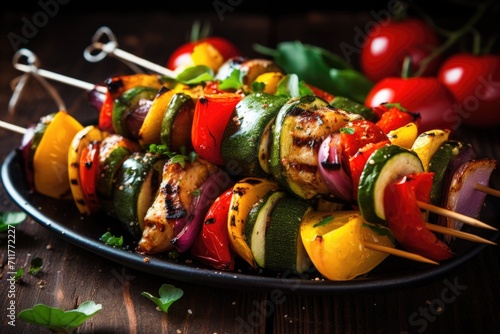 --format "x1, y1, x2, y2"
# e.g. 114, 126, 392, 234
28, 257, 43, 275
141, 284, 184, 313
100, 231, 124, 248
340, 127, 355, 135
